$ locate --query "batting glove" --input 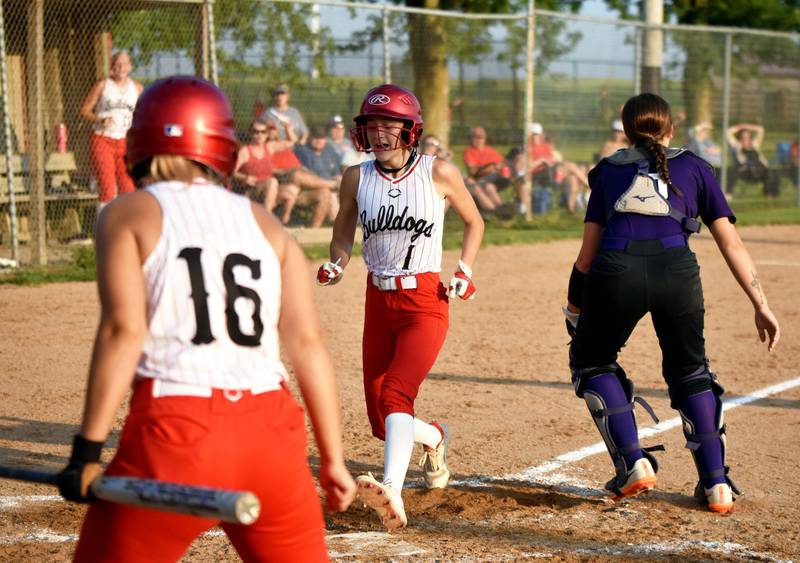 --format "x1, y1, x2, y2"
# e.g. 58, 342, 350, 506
447, 260, 476, 300
316, 259, 344, 286
562, 305, 579, 339
58, 435, 103, 503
